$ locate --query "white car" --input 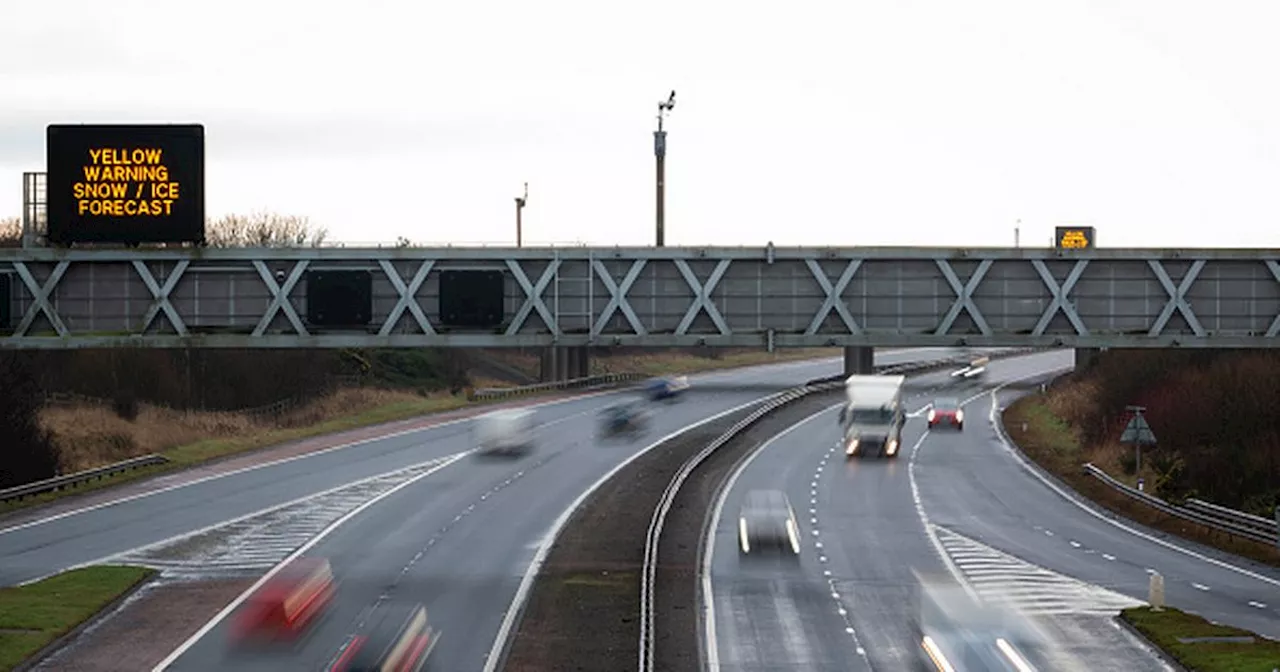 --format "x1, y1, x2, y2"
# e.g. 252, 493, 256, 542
473, 409, 535, 457
738, 489, 801, 556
